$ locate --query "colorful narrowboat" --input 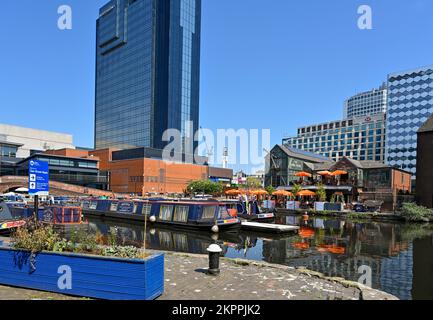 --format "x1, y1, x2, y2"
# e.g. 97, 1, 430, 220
81, 198, 242, 233
0, 201, 30, 233
224, 200, 275, 222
